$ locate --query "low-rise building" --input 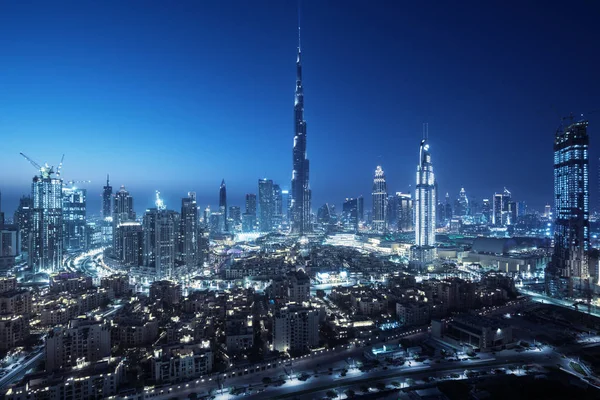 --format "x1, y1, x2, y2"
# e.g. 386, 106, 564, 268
431, 315, 514, 352
5, 357, 125, 400
272, 304, 319, 353
49, 272, 93, 294
0, 289, 32, 315
151, 344, 213, 383
396, 302, 431, 327
0, 314, 29, 351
